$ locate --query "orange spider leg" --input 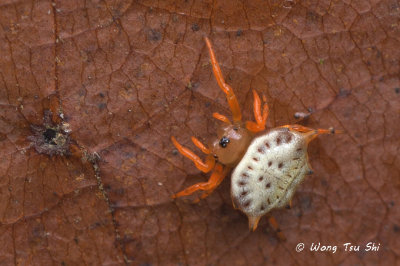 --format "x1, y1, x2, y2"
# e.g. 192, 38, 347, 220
213, 112, 231, 124
191, 136, 211, 154
246, 89, 269, 133
172, 163, 229, 199
193, 185, 221, 203
281, 124, 339, 144
268, 216, 286, 241
195, 165, 231, 202
205, 37, 242, 122
248, 215, 285, 241
171, 136, 215, 173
